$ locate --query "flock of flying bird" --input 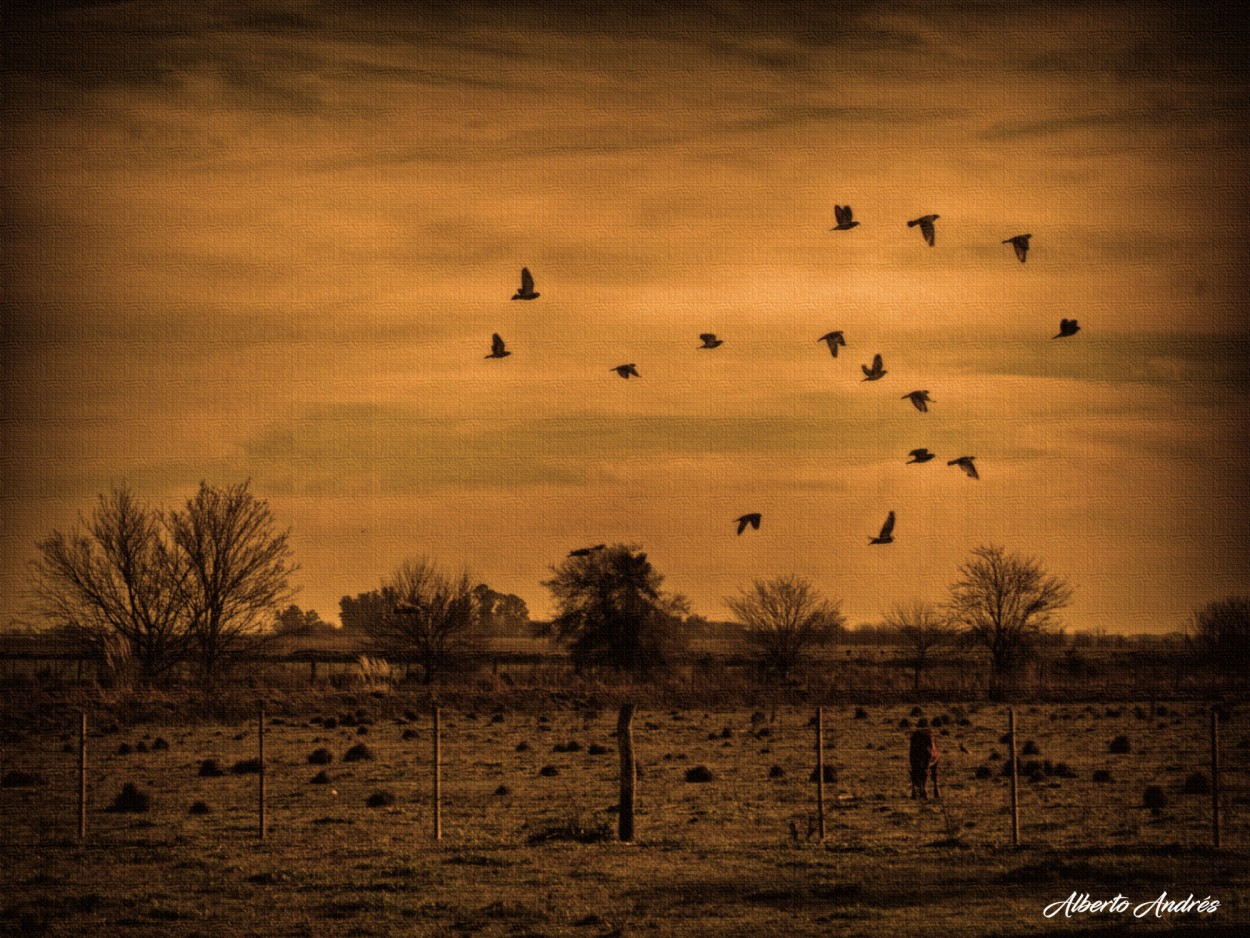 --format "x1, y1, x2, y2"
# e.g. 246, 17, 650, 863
487, 206, 1082, 550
